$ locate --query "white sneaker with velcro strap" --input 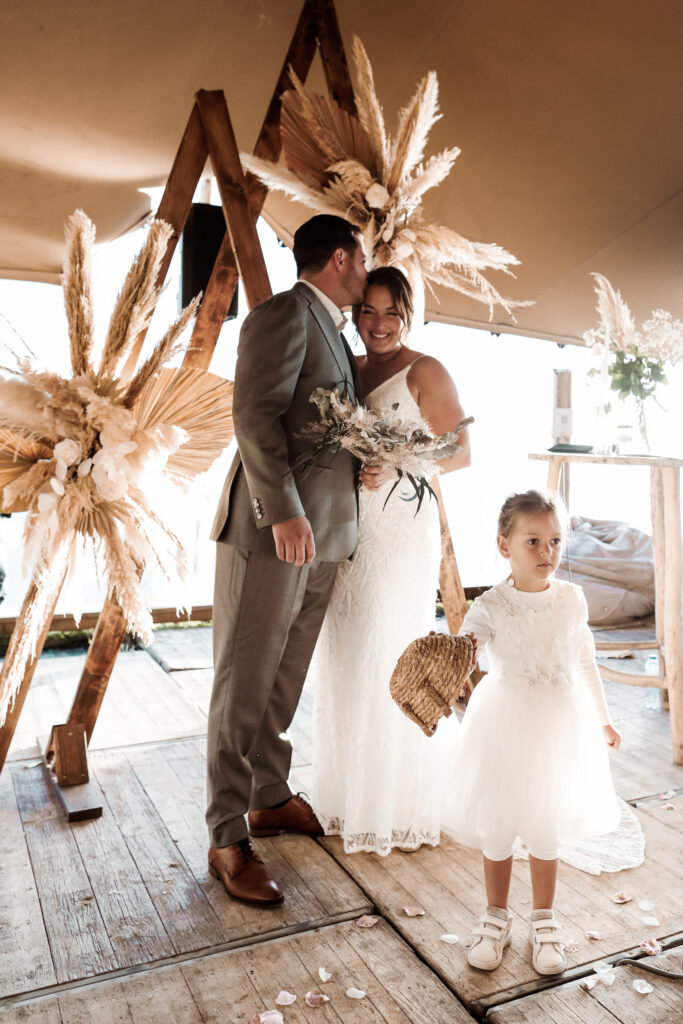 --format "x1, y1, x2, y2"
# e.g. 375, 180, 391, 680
529, 909, 567, 975
467, 906, 512, 970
